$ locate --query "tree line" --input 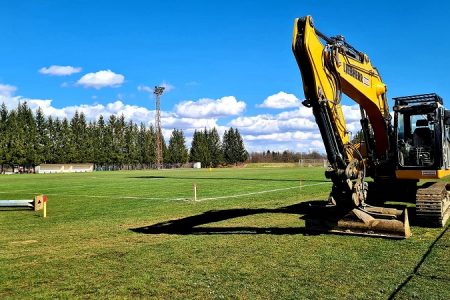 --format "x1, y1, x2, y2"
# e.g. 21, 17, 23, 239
0, 102, 248, 172
190, 127, 248, 167
248, 150, 325, 163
